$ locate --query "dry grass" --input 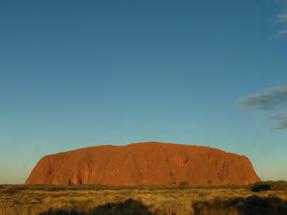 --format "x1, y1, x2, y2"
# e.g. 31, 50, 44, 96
0, 184, 286, 215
